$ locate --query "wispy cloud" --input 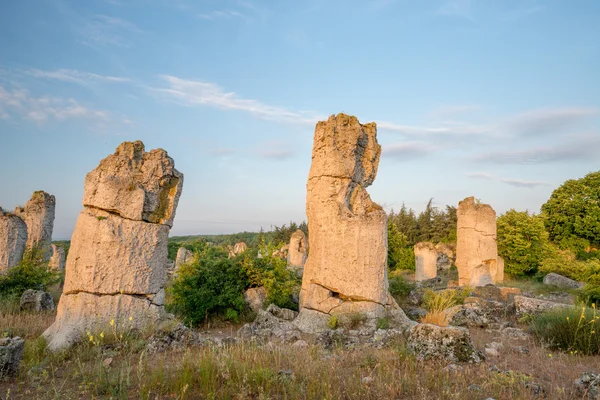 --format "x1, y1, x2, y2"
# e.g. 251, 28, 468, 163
209, 147, 236, 156
470, 134, 600, 164
153, 75, 320, 124
506, 107, 598, 137
378, 120, 492, 138
466, 172, 550, 188
79, 14, 142, 47
27, 69, 130, 85
383, 141, 436, 160
197, 10, 246, 20
0, 85, 111, 123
